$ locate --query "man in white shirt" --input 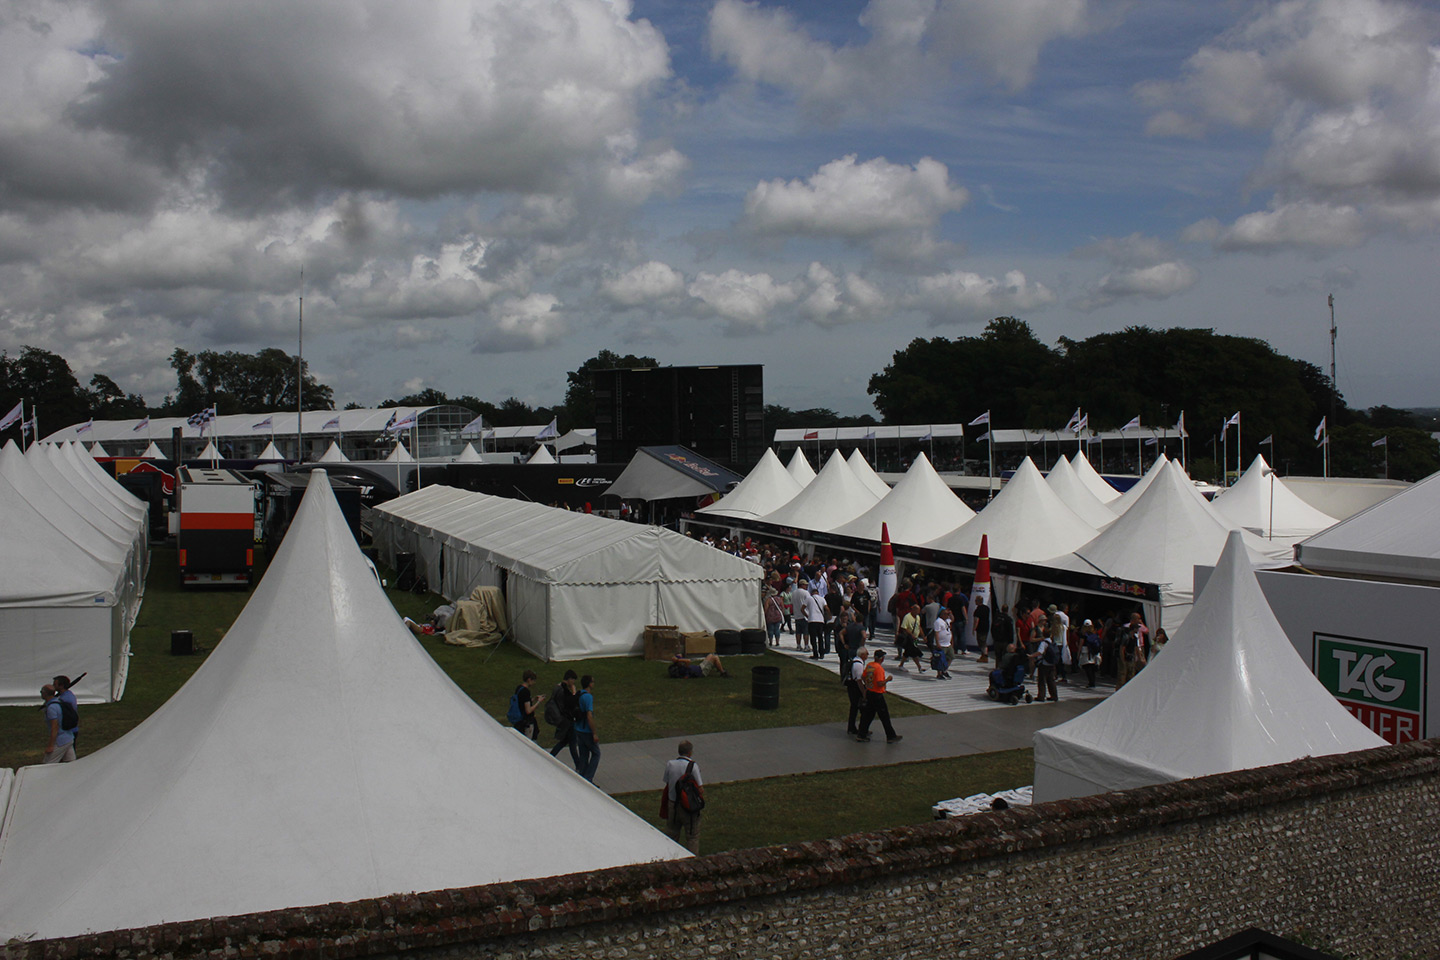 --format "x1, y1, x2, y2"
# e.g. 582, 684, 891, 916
662, 741, 704, 854
933, 608, 955, 679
